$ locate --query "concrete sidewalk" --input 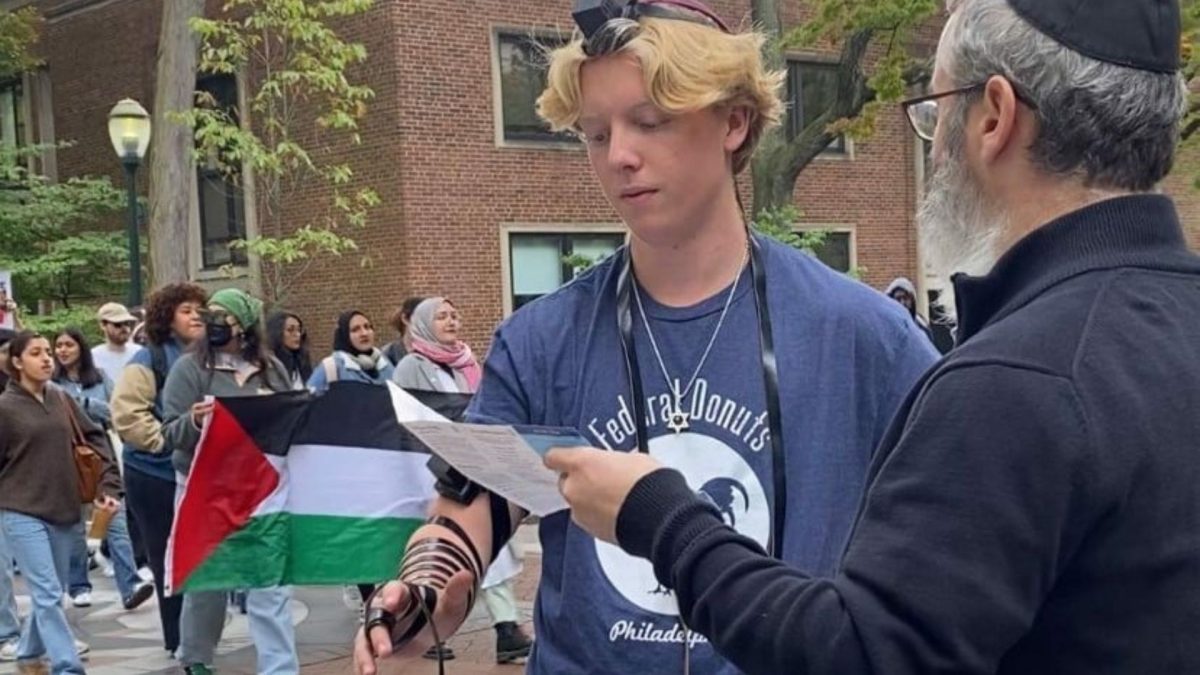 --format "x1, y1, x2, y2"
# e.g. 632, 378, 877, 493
1, 528, 540, 674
